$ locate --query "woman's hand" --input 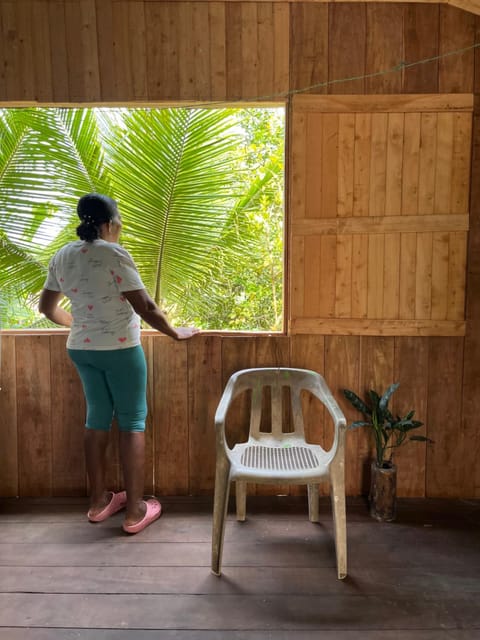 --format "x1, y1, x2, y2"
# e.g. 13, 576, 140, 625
174, 327, 200, 340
